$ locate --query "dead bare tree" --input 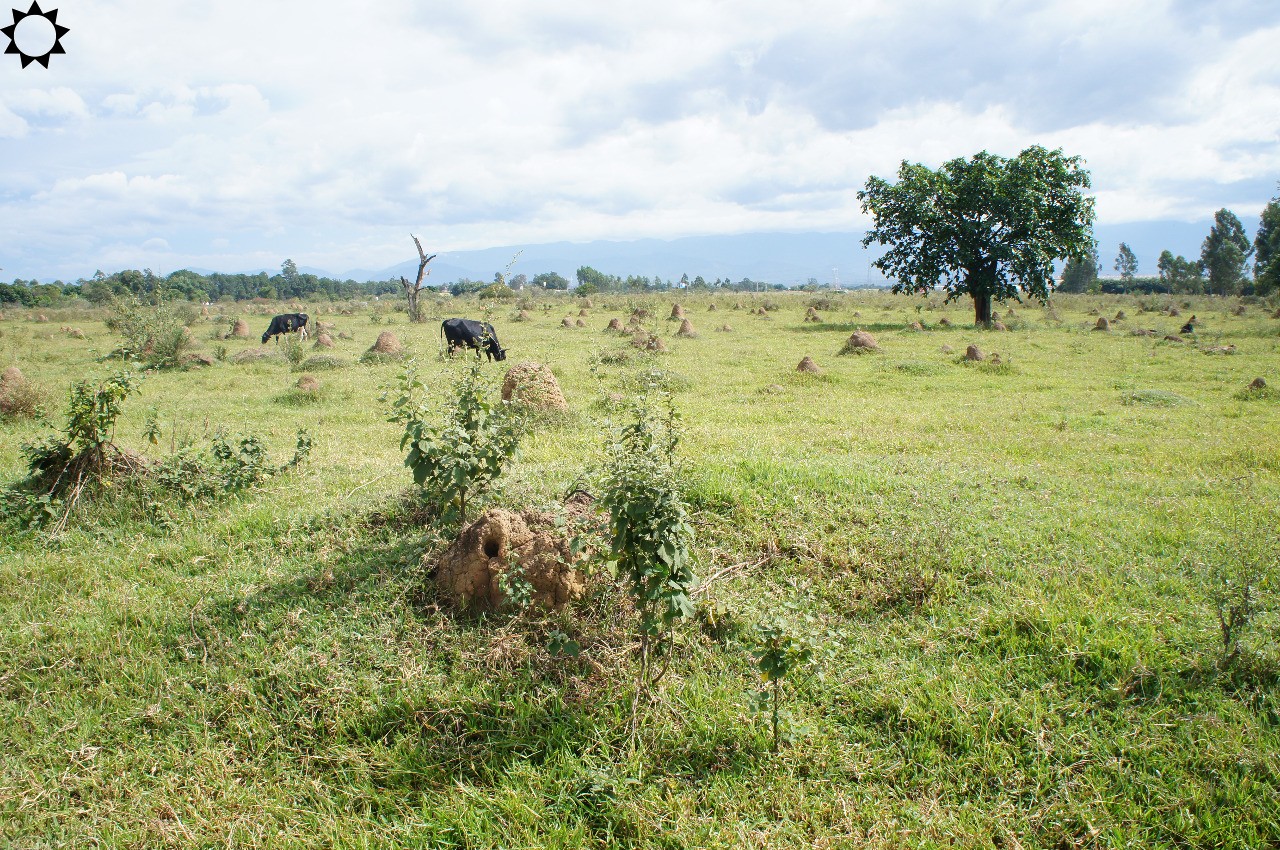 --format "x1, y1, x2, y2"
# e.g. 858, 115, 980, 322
400, 234, 437, 323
